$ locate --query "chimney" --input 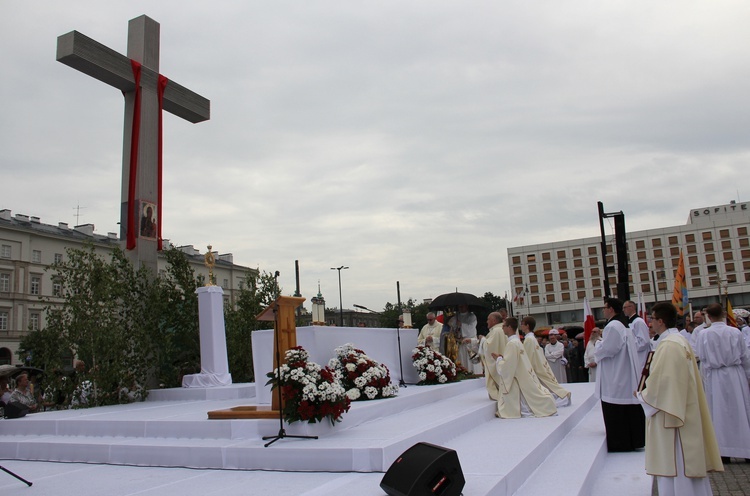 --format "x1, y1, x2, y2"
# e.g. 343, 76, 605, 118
58, 222, 69, 230
15, 214, 30, 222
30, 216, 41, 223
107, 232, 118, 240
74, 224, 95, 236
0, 209, 11, 221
